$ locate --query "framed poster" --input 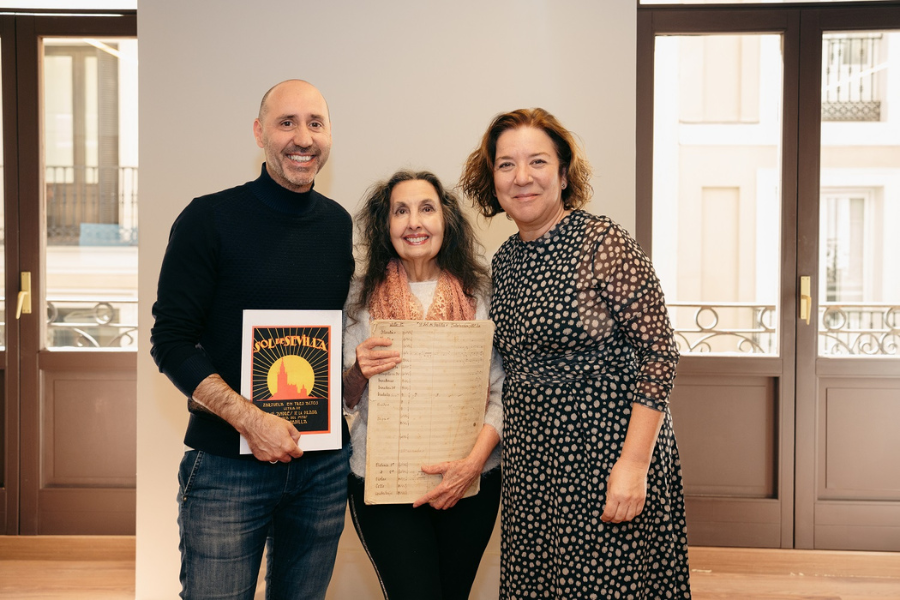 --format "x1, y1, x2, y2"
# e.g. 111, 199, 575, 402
239, 309, 342, 453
